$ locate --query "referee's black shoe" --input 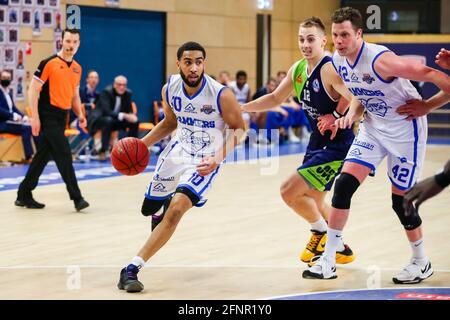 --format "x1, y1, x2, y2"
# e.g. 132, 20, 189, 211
74, 198, 90, 212
15, 197, 45, 209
